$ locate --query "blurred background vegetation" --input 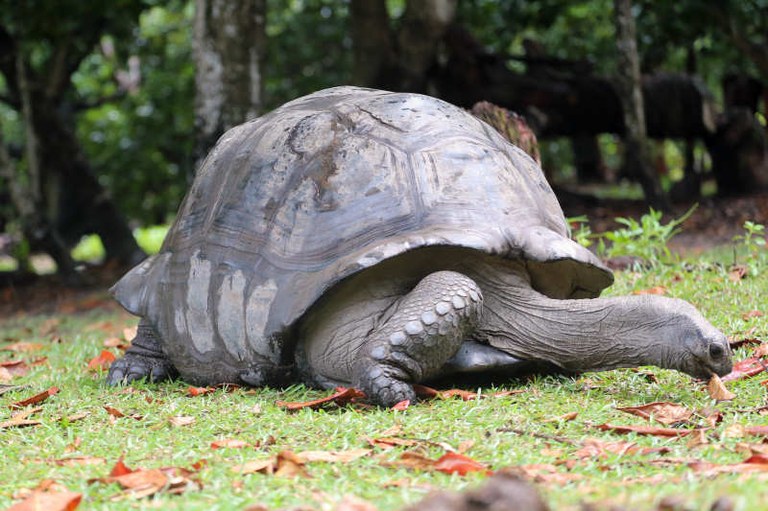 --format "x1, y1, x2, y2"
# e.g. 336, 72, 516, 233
1, 0, 767, 274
